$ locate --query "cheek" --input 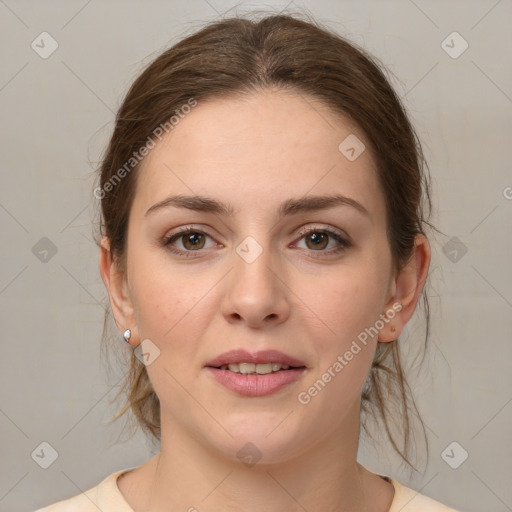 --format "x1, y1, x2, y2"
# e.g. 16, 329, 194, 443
128, 249, 209, 350
130, 266, 210, 403
294, 257, 390, 410
302, 264, 387, 348
295, 275, 380, 423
